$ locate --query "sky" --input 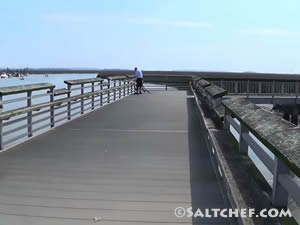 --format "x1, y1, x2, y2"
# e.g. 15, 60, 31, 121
1, 0, 300, 73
